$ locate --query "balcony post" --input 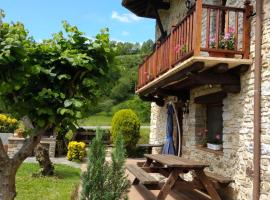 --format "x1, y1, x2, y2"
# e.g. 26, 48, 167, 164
193, 0, 203, 56
243, 0, 253, 59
